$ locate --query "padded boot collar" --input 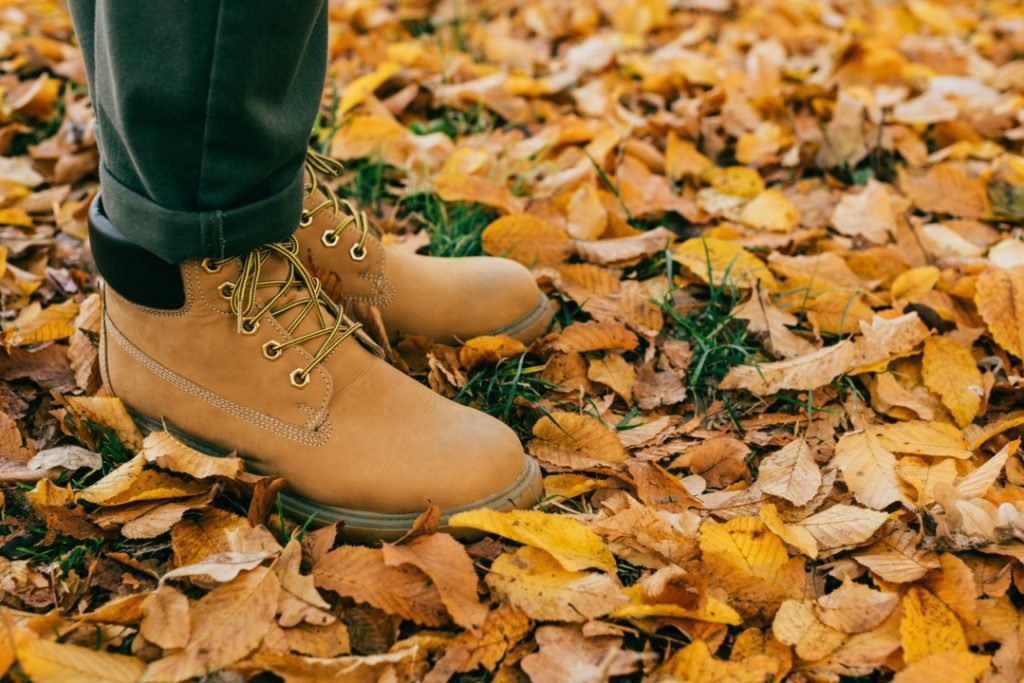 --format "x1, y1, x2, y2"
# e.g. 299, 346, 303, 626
88, 196, 186, 310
